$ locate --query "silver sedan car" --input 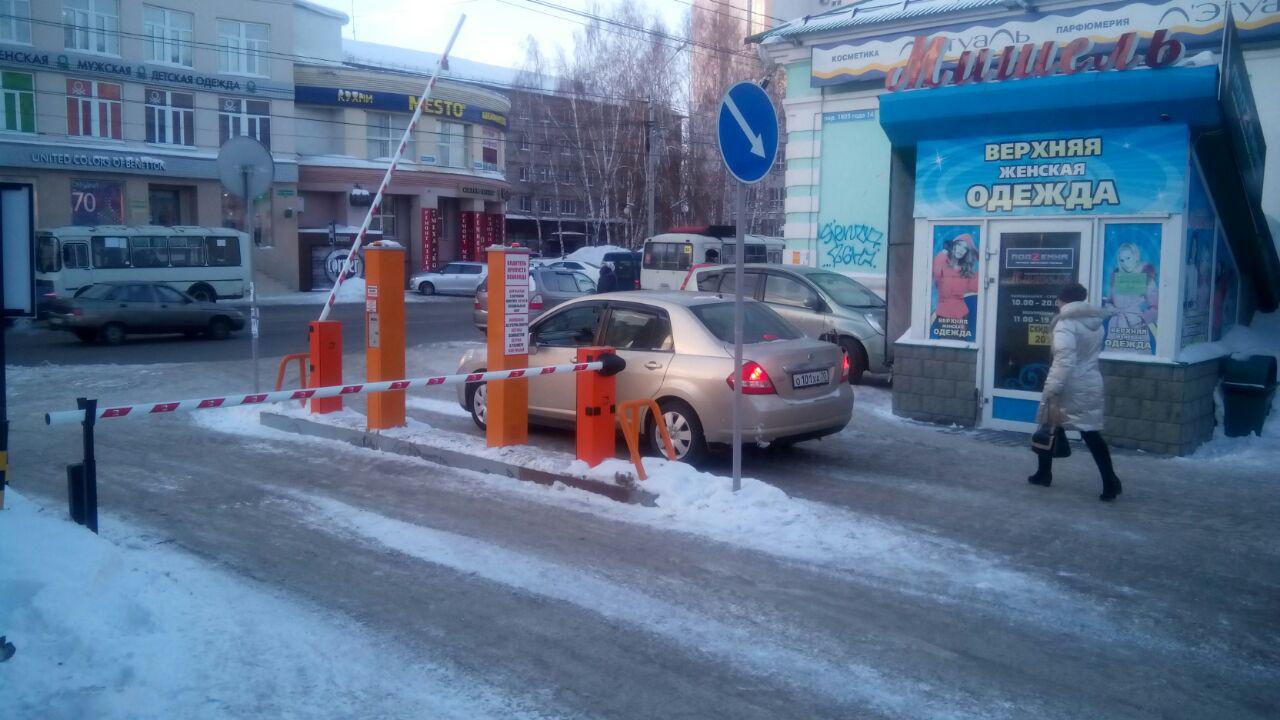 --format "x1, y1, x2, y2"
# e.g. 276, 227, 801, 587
457, 291, 853, 464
